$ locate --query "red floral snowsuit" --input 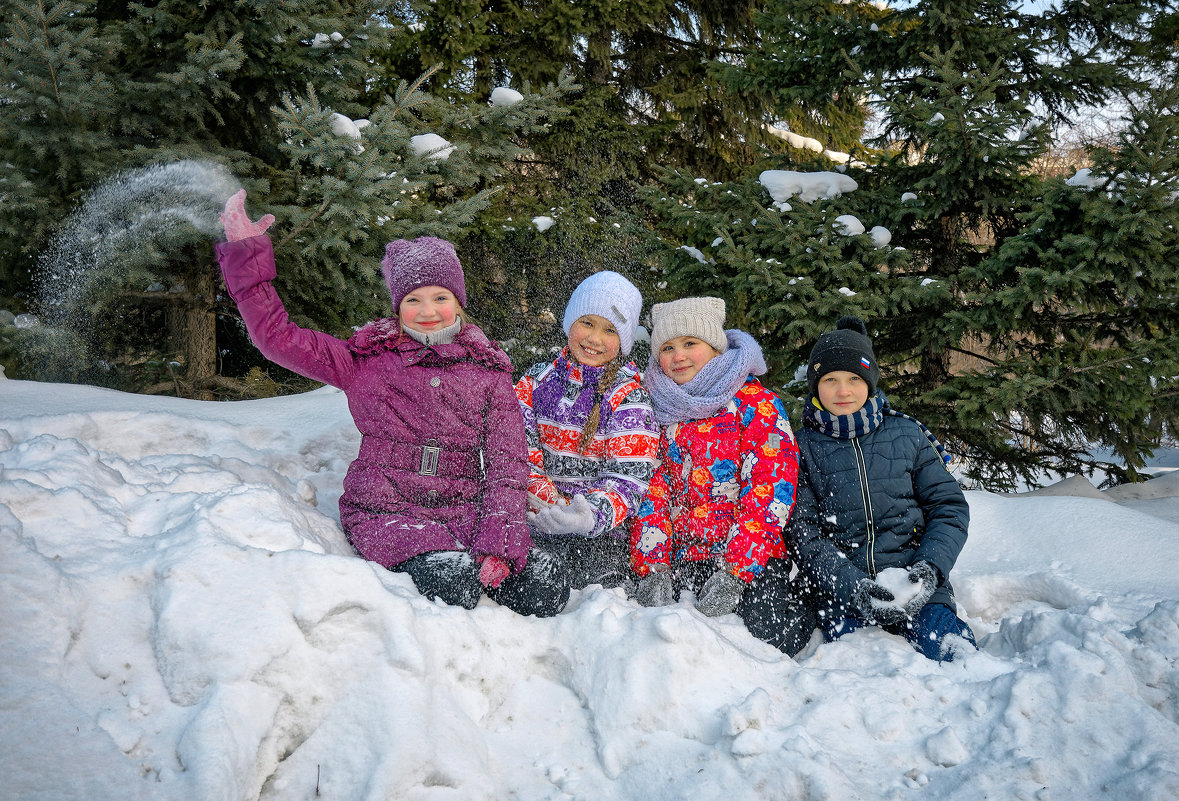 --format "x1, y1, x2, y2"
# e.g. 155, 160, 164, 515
630, 378, 800, 583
